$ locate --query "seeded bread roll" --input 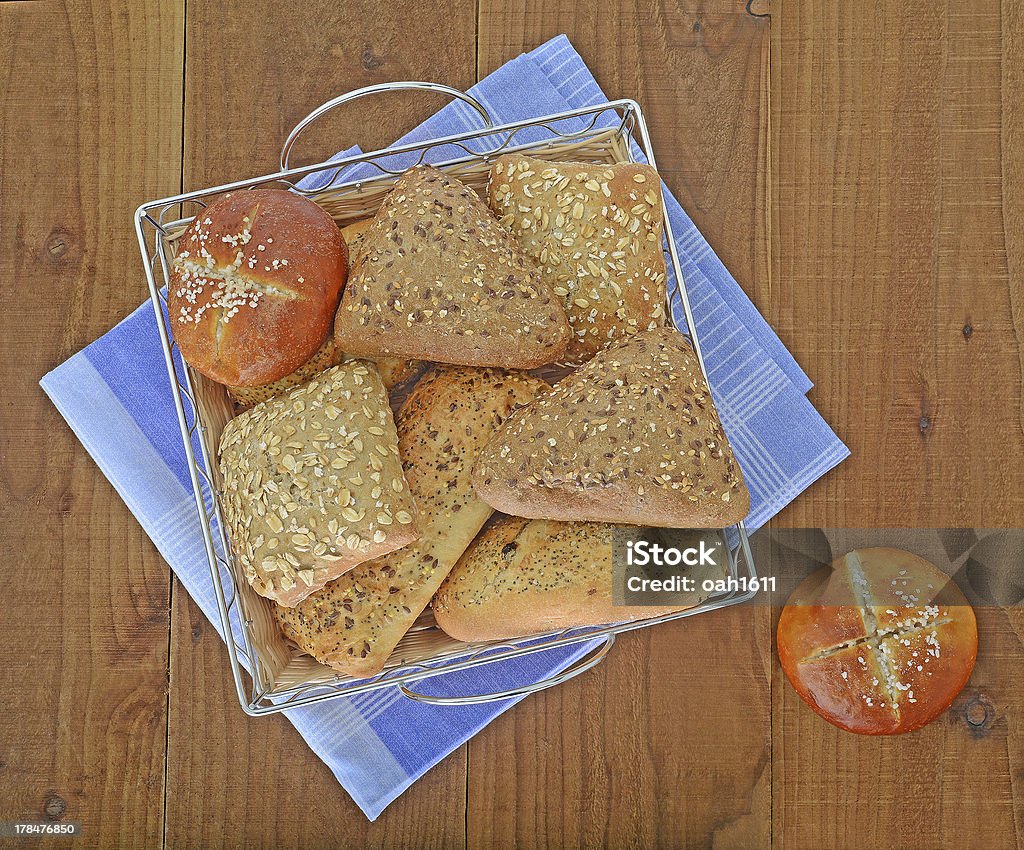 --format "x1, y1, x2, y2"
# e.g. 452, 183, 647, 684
488, 154, 667, 363
433, 517, 718, 642
778, 549, 978, 735
170, 188, 347, 386
473, 326, 749, 527
218, 361, 419, 607
227, 339, 423, 407
227, 219, 420, 406
333, 165, 572, 369
274, 366, 547, 676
